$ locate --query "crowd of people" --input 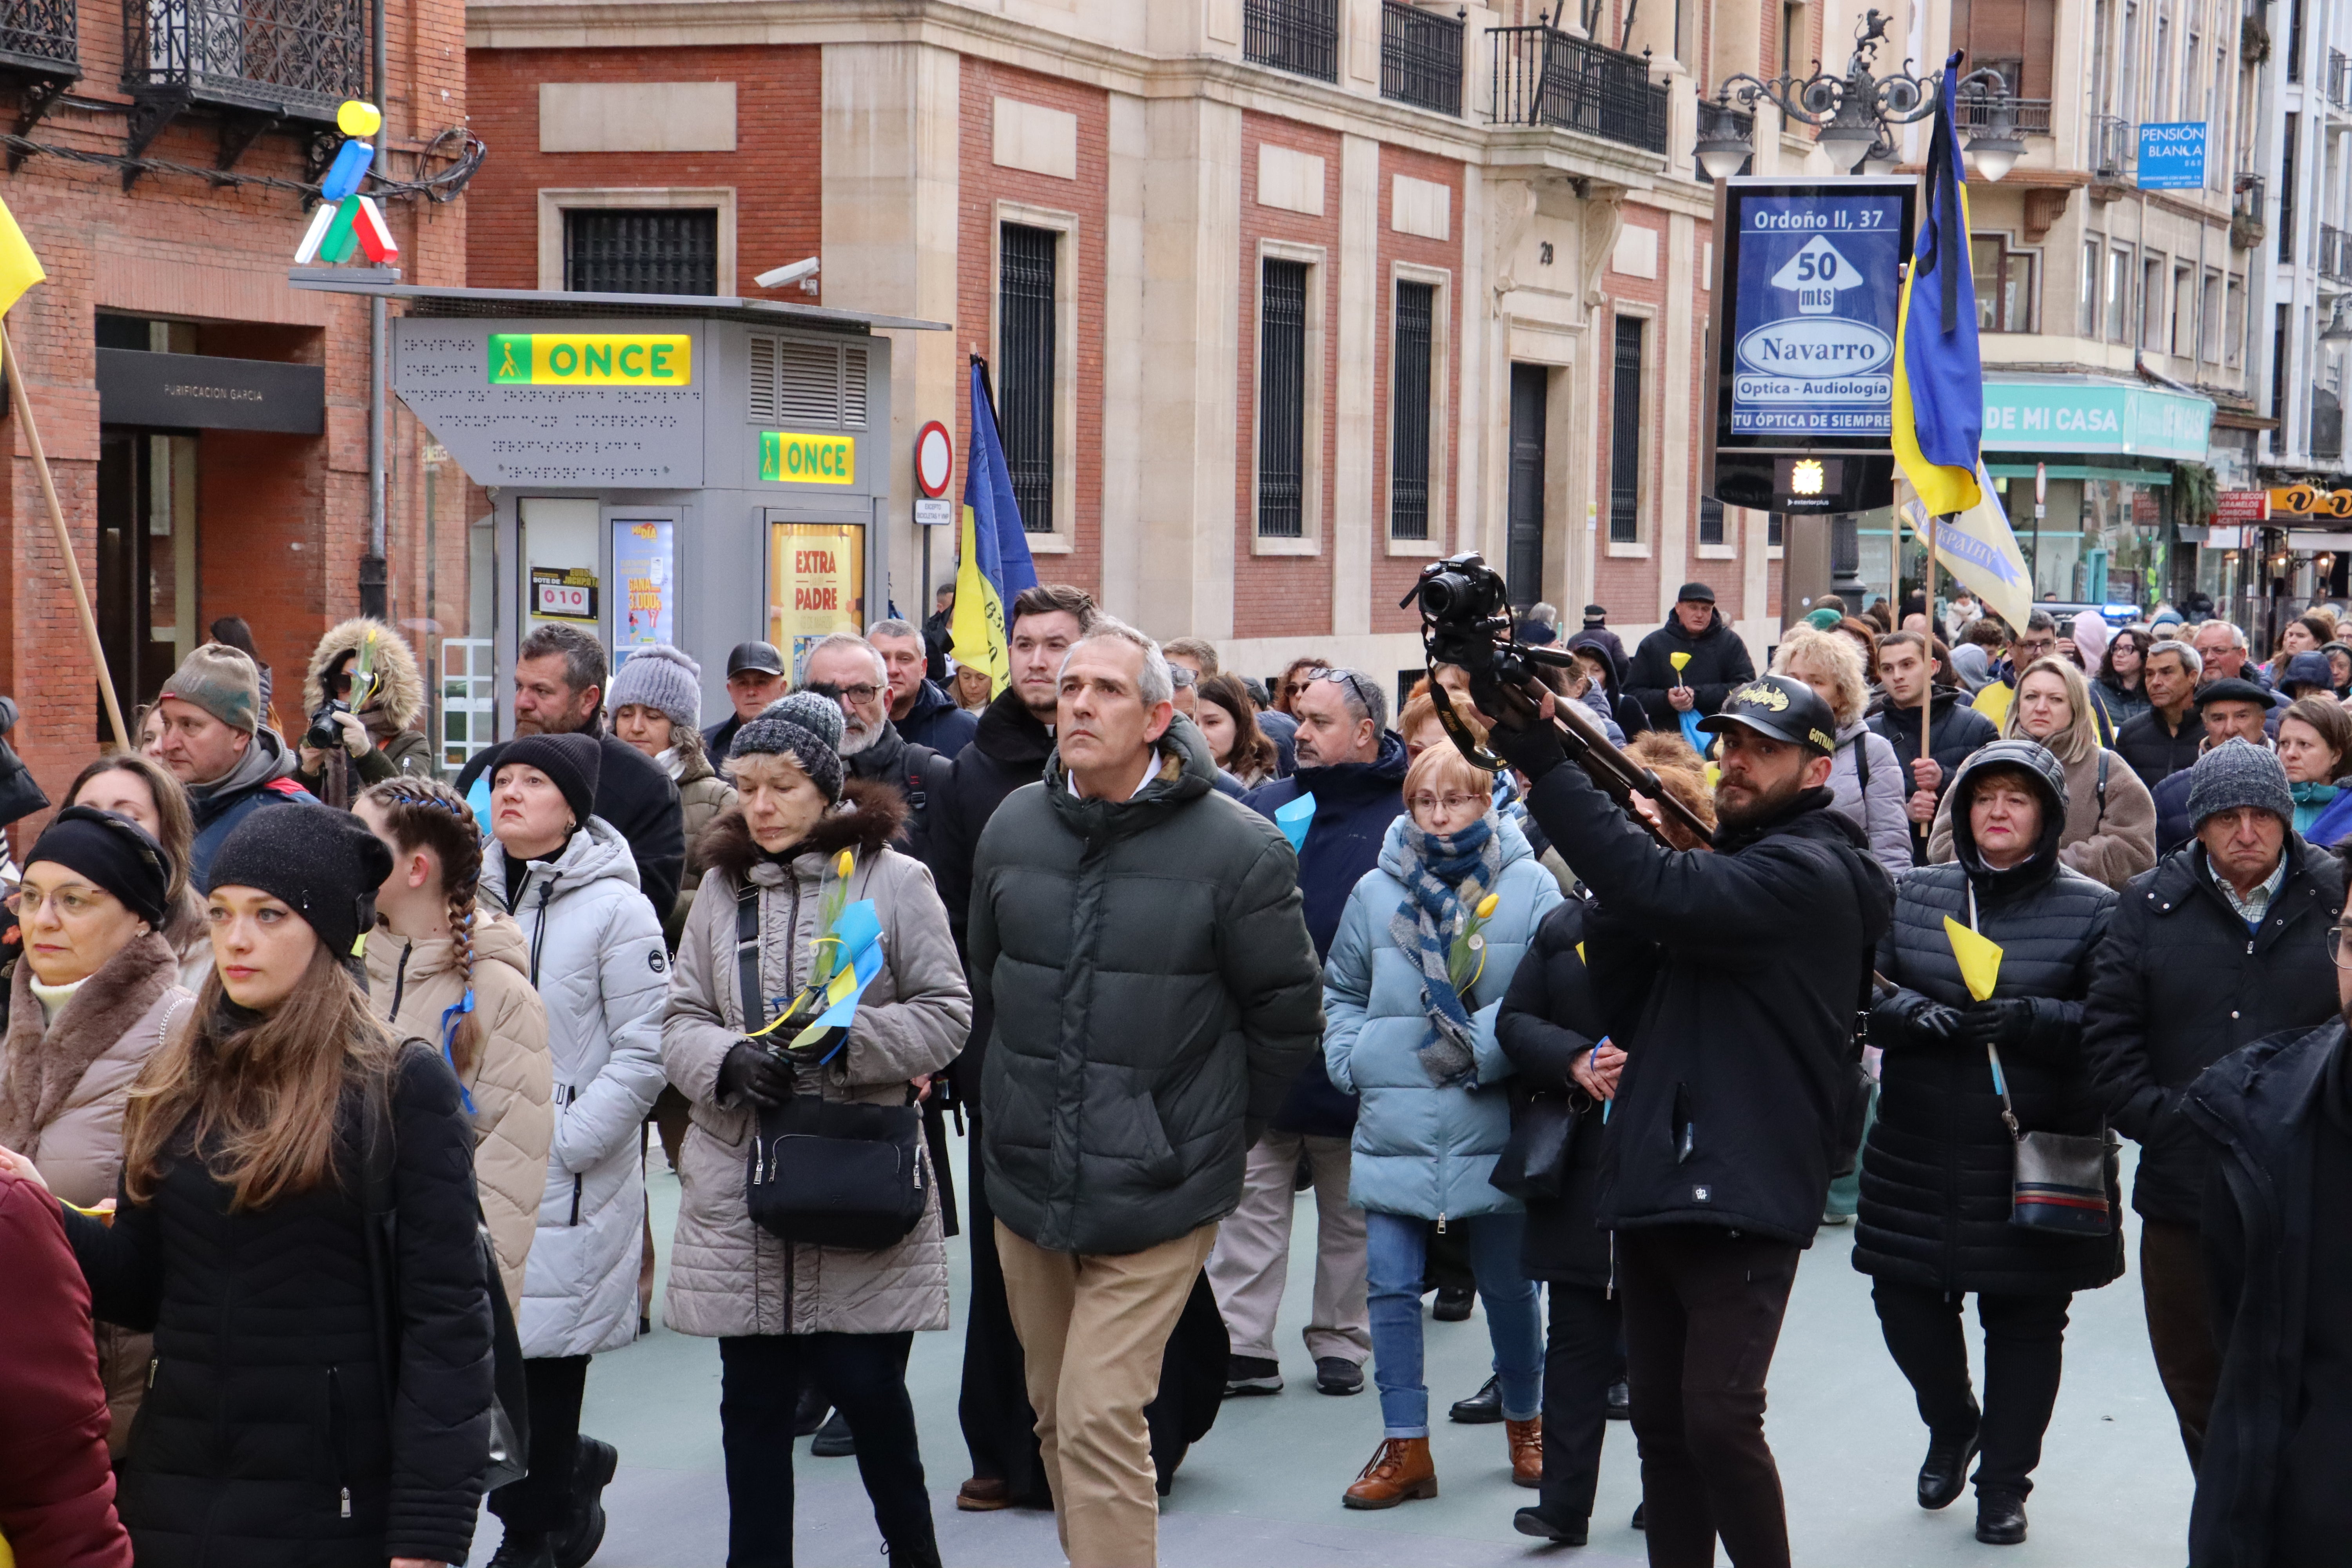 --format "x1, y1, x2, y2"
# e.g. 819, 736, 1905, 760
2, 576, 2350, 1568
